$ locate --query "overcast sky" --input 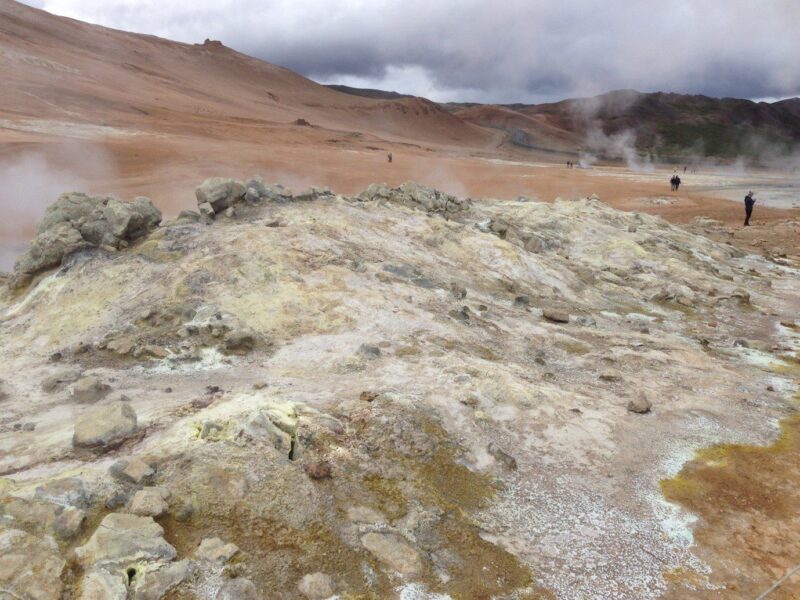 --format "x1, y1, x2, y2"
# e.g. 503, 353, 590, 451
21, 0, 800, 104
